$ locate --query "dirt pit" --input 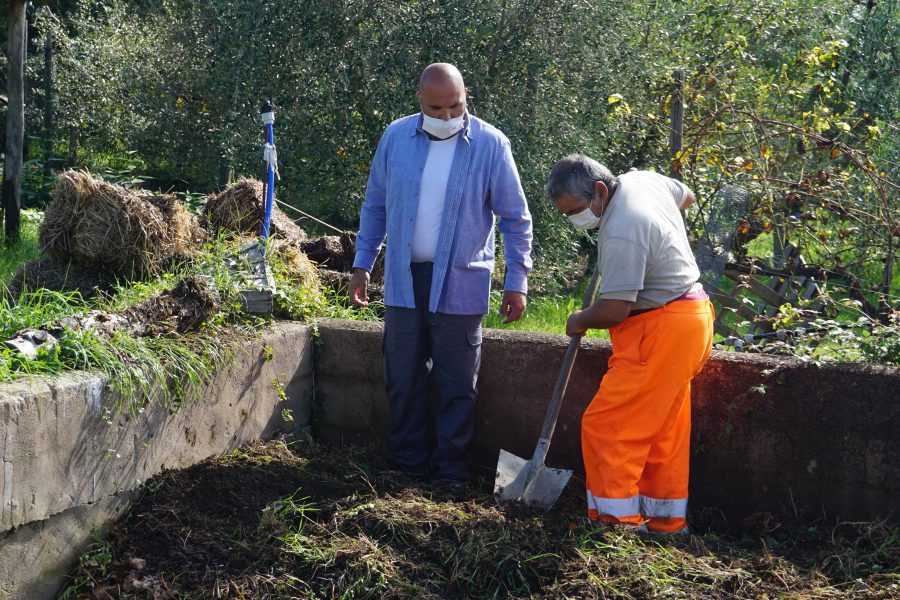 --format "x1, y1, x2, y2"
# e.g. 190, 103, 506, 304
61, 441, 899, 599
